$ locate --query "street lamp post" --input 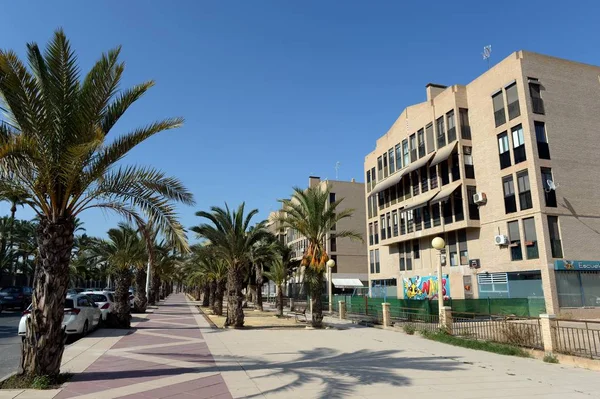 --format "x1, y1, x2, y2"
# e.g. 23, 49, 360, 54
431, 237, 446, 319
326, 259, 336, 313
